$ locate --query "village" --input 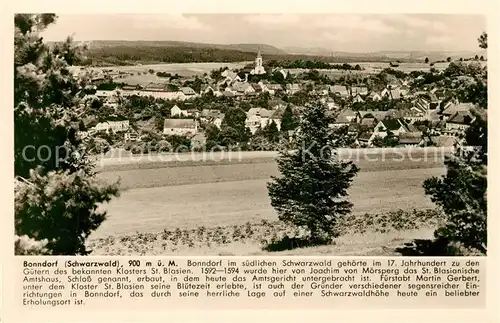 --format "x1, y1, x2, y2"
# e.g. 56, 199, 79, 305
74, 48, 486, 155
